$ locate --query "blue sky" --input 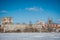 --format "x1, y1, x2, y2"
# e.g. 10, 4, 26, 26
0, 0, 60, 24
